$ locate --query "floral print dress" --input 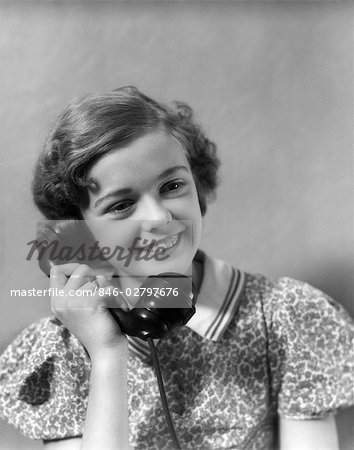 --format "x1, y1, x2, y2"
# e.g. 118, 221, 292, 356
0, 250, 353, 449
